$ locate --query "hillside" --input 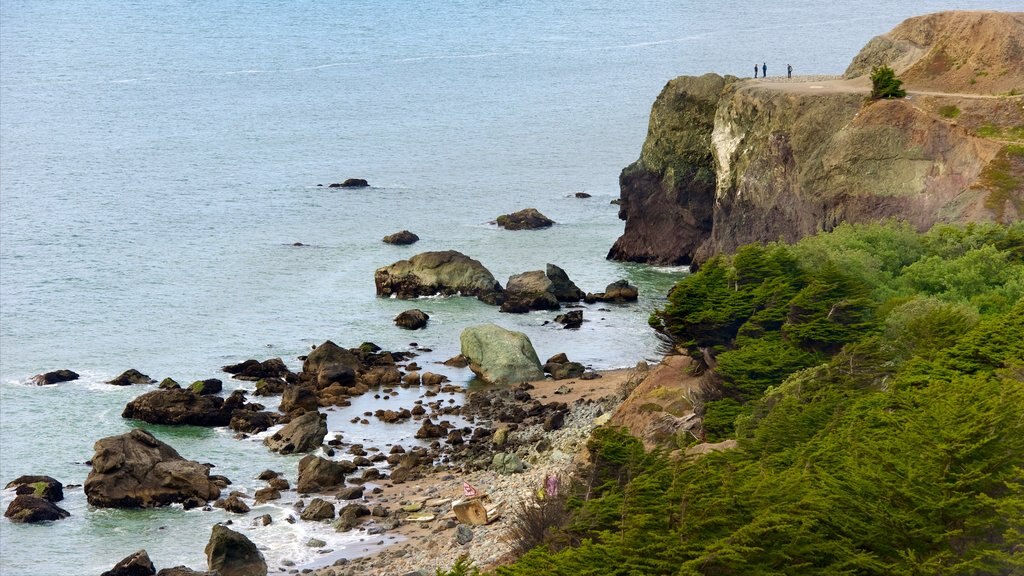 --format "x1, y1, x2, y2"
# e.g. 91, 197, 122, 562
609, 11, 1024, 266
